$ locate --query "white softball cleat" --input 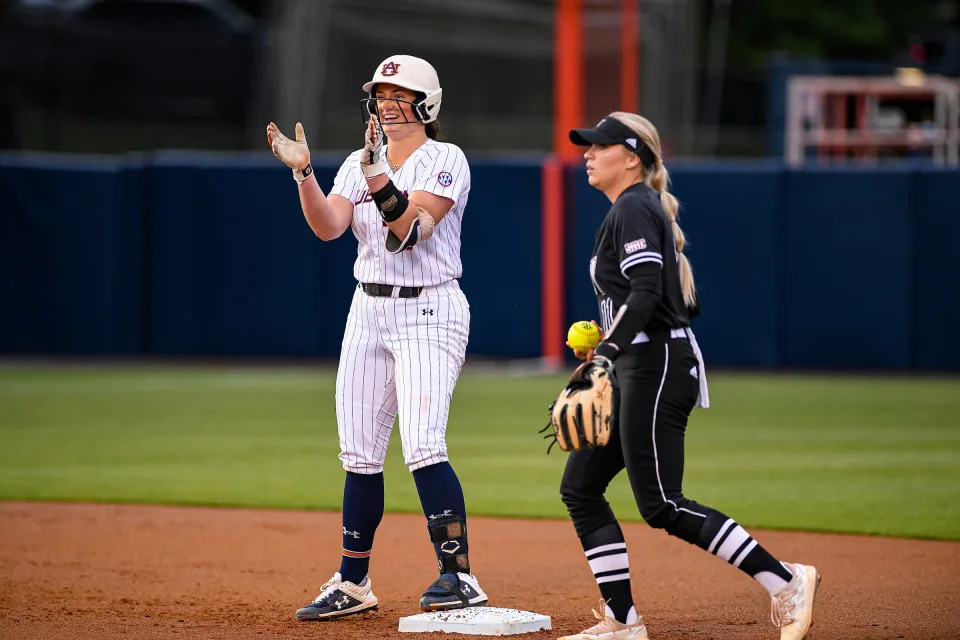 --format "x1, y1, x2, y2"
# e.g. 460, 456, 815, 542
771, 562, 821, 640
295, 572, 378, 621
558, 599, 649, 640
